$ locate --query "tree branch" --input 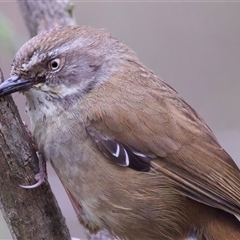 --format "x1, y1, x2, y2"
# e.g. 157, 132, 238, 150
18, 0, 75, 37
0, 1, 75, 239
